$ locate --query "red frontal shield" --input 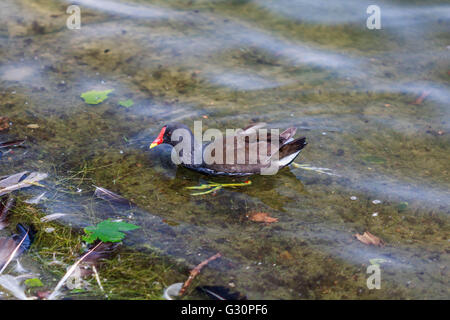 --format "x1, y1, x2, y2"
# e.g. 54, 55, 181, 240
150, 126, 166, 149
